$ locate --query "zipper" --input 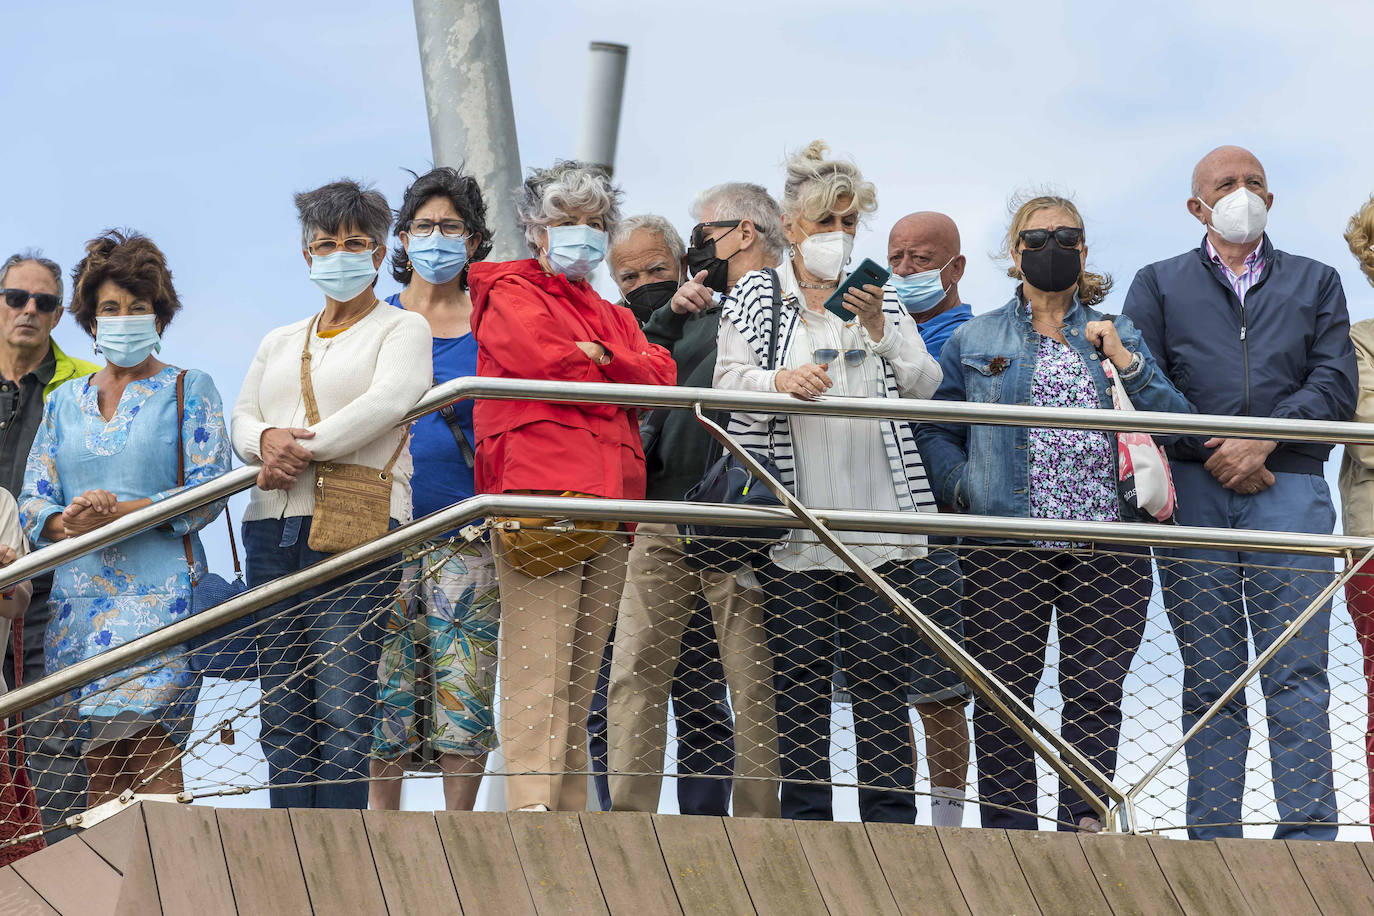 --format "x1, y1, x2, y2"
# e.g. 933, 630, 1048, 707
1239, 299, 1251, 415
